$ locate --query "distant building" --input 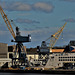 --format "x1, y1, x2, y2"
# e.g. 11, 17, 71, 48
0, 43, 12, 68
0, 43, 8, 58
